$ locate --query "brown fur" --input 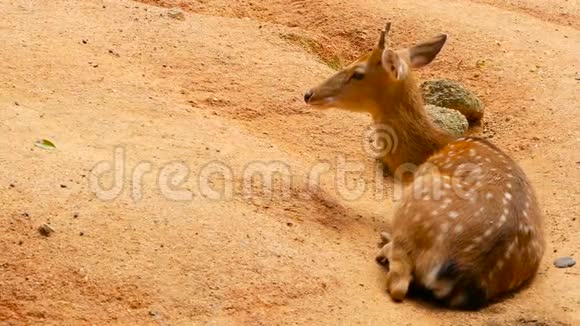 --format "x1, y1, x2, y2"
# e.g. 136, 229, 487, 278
305, 29, 452, 174
379, 138, 545, 308
305, 24, 545, 309
372, 72, 453, 173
